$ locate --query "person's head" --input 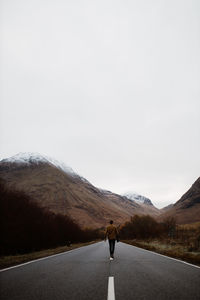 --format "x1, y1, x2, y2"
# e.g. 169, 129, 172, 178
110, 220, 113, 224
